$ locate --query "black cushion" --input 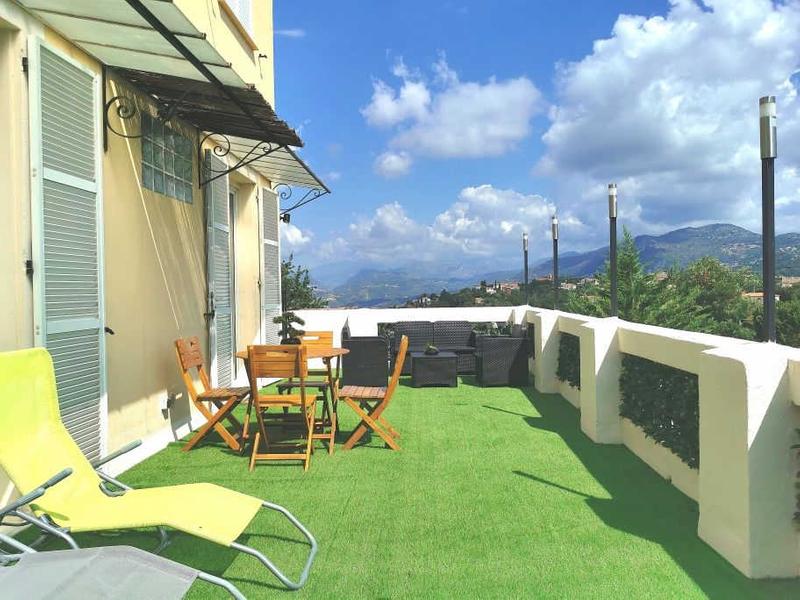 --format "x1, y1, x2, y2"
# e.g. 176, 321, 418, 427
433, 321, 475, 348
393, 321, 434, 351
343, 336, 390, 388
